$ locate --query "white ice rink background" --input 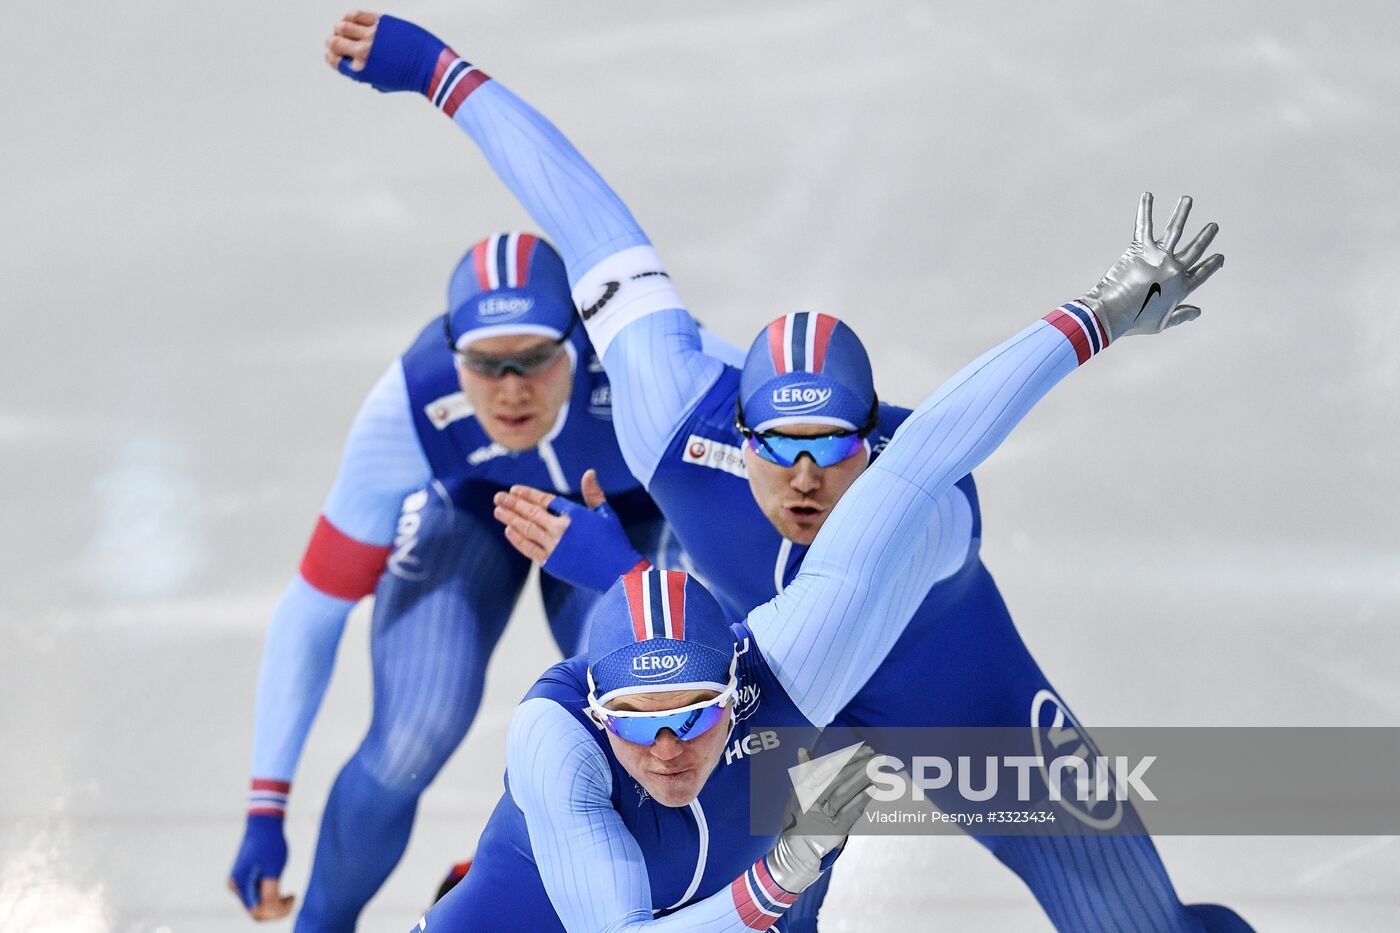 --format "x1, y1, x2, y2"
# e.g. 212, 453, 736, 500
2, 2, 1398, 930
